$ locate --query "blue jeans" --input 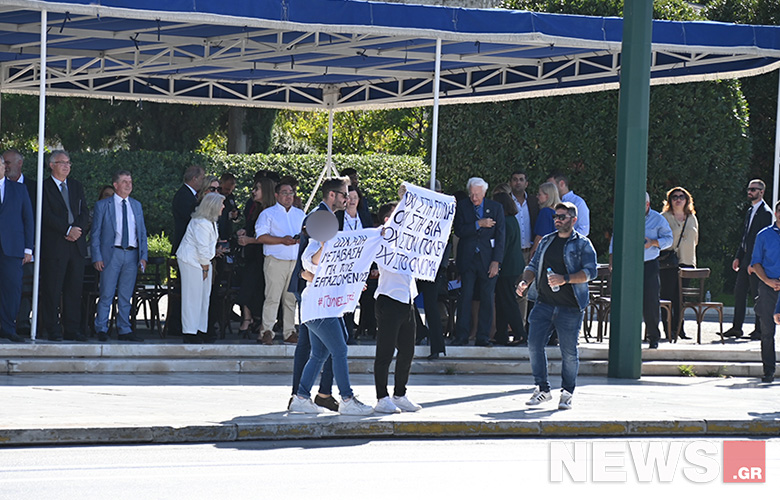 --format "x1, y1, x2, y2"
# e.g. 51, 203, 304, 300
95, 248, 138, 335
292, 321, 334, 396
297, 317, 353, 400
527, 301, 583, 394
